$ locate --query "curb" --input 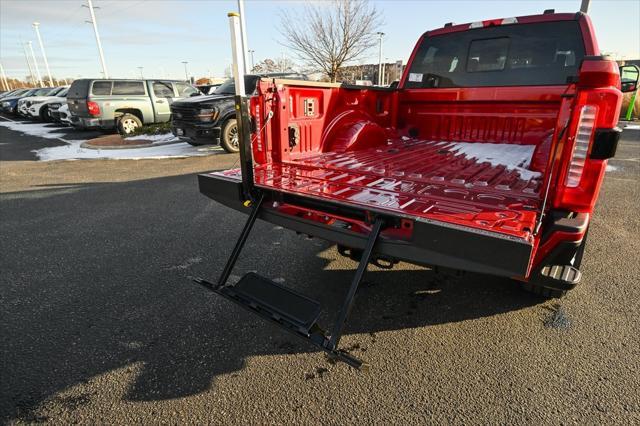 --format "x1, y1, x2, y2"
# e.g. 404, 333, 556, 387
80, 138, 182, 150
